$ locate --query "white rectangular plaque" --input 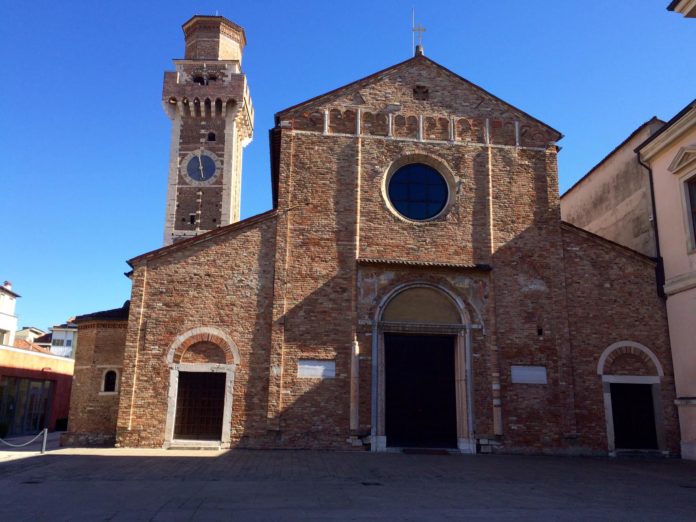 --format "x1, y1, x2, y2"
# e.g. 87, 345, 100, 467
297, 359, 336, 379
511, 365, 548, 384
